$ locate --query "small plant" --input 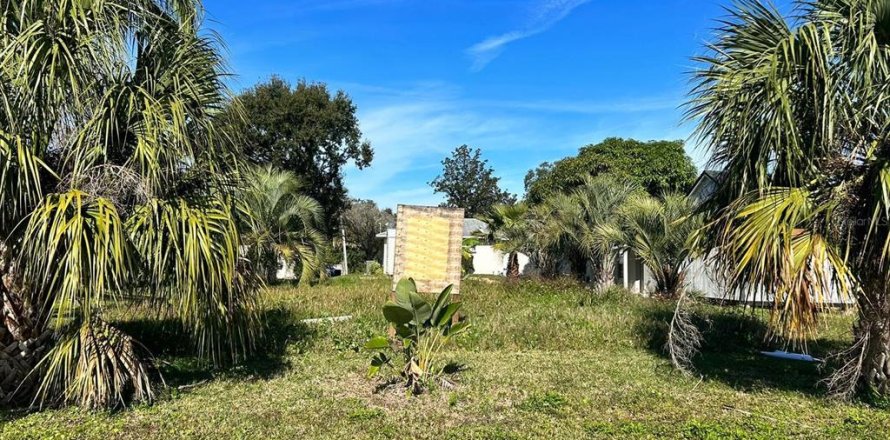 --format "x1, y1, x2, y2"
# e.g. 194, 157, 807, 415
365, 260, 384, 275
365, 278, 468, 394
